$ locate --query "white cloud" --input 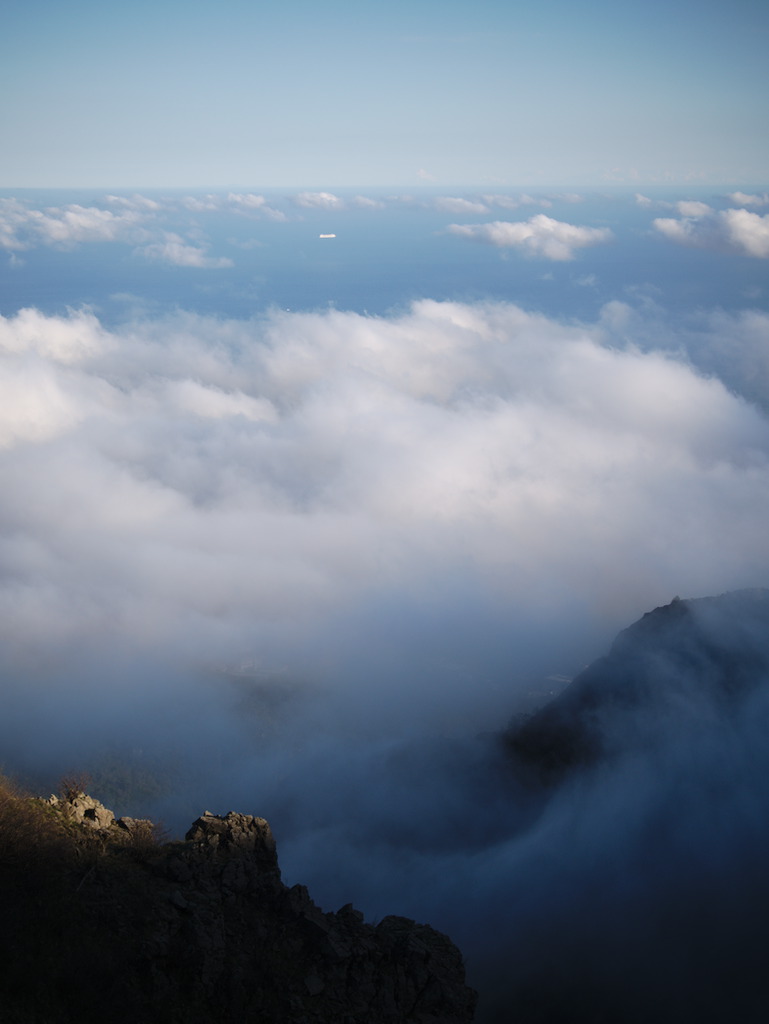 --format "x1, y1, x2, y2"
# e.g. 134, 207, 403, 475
140, 236, 234, 268
634, 194, 677, 210
226, 193, 286, 220
352, 195, 386, 209
0, 306, 108, 363
727, 191, 769, 207
654, 204, 769, 258
160, 379, 278, 422
448, 215, 613, 260
293, 191, 345, 210
0, 308, 114, 448
179, 195, 222, 212
676, 200, 712, 218
0, 299, 767, 671
653, 216, 702, 246
30, 205, 146, 245
434, 197, 489, 215
721, 208, 769, 258
0, 201, 151, 250
228, 193, 268, 210
105, 194, 161, 212
0, 198, 32, 250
